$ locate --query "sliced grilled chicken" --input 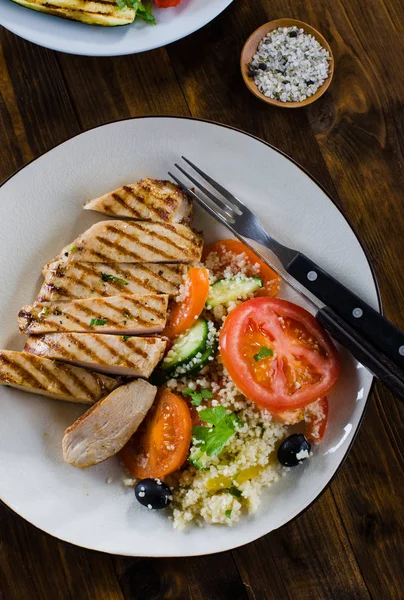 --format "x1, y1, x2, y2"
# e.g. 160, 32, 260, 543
84, 179, 193, 225
62, 379, 157, 468
11, 0, 135, 26
24, 333, 166, 377
37, 262, 187, 302
45, 220, 203, 269
18, 294, 168, 336
0, 350, 117, 405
